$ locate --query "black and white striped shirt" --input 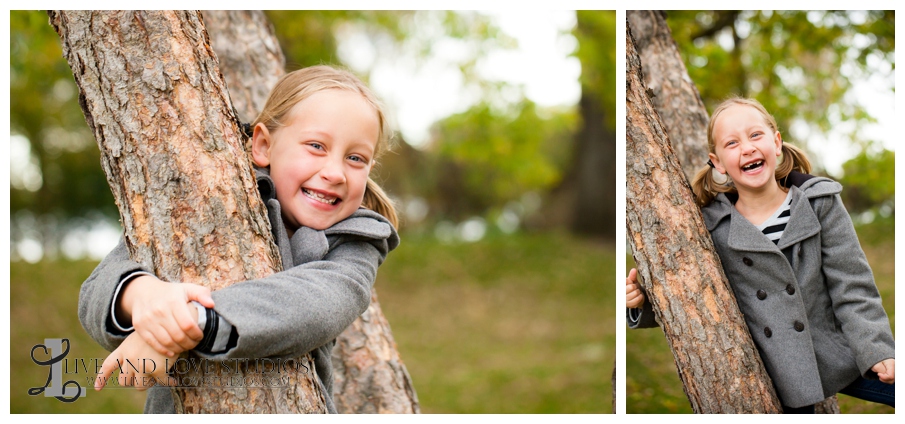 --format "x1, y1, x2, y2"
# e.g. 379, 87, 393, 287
756, 190, 793, 245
